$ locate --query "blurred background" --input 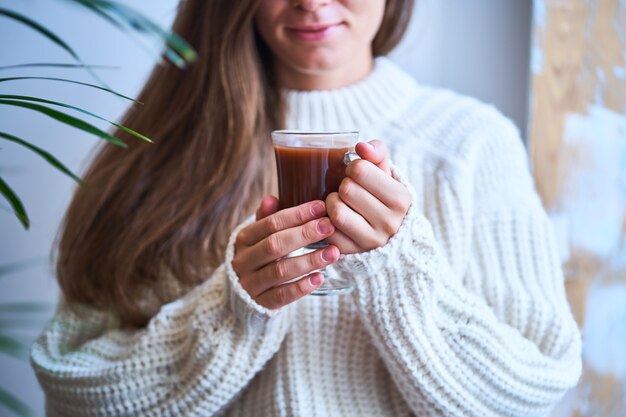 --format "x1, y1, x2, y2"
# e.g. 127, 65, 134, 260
0, 0, 624, 416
